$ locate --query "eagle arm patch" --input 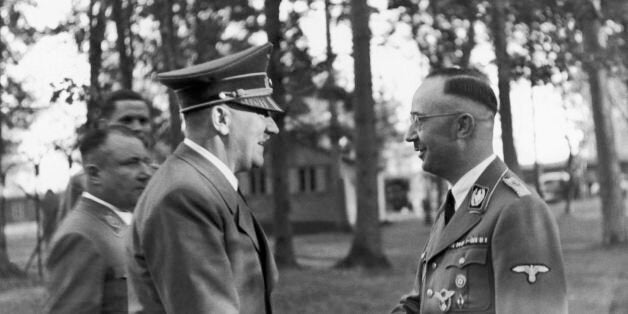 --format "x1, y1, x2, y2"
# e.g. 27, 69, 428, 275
511, 264, 550, 283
